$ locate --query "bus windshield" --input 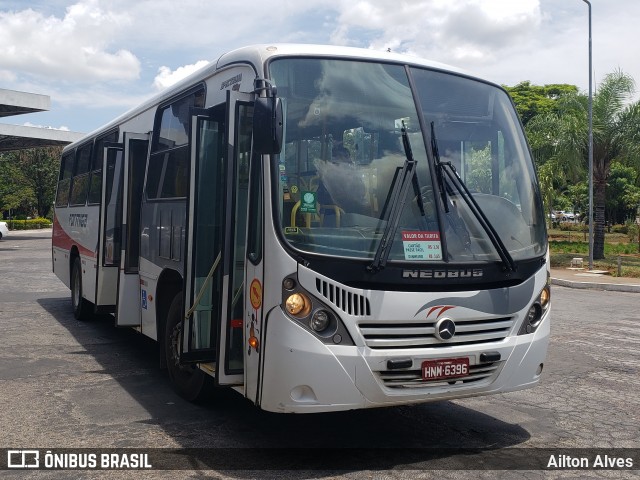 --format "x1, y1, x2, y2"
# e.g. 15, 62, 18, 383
268, 58, 547, 264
